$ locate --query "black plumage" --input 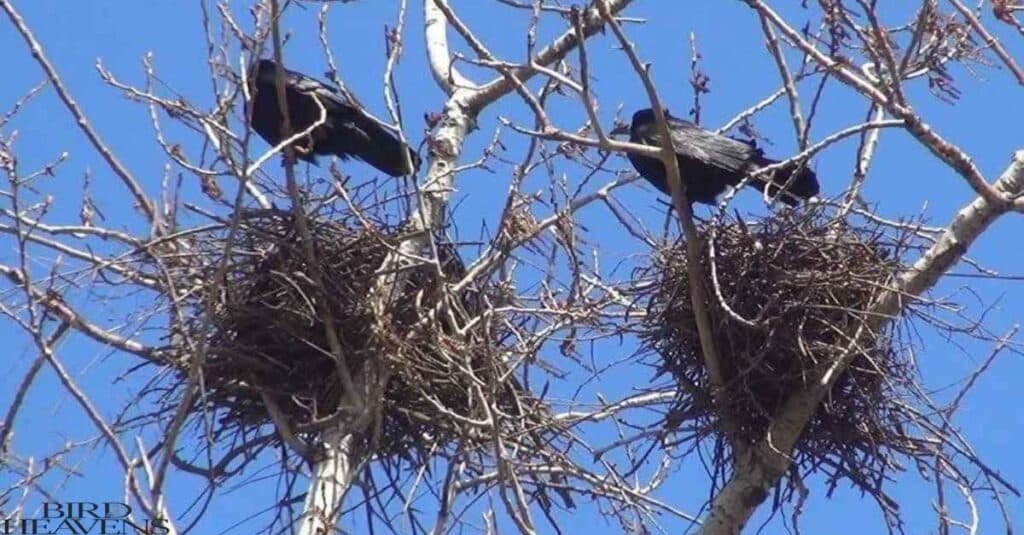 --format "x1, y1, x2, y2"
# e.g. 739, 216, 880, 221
615, 108, 819, 206
248, 59, 420, 177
